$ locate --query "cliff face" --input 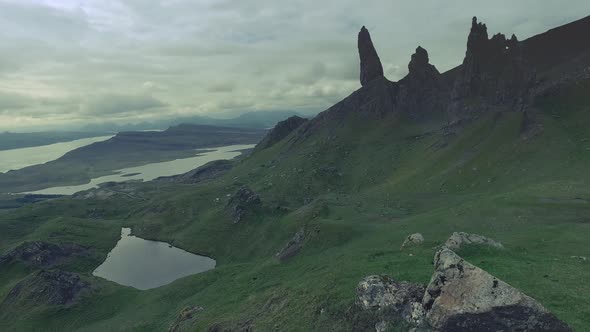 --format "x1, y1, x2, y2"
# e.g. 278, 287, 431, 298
448, 17, 534, 120
274, 15, 590, 151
